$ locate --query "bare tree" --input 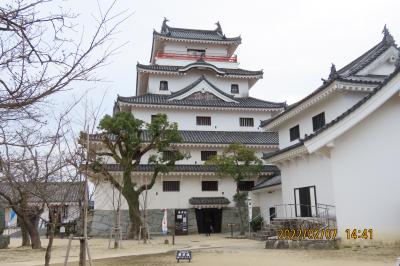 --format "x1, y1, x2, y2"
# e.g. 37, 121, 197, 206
0, 0, 129, 125
0, 106, 79, 250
